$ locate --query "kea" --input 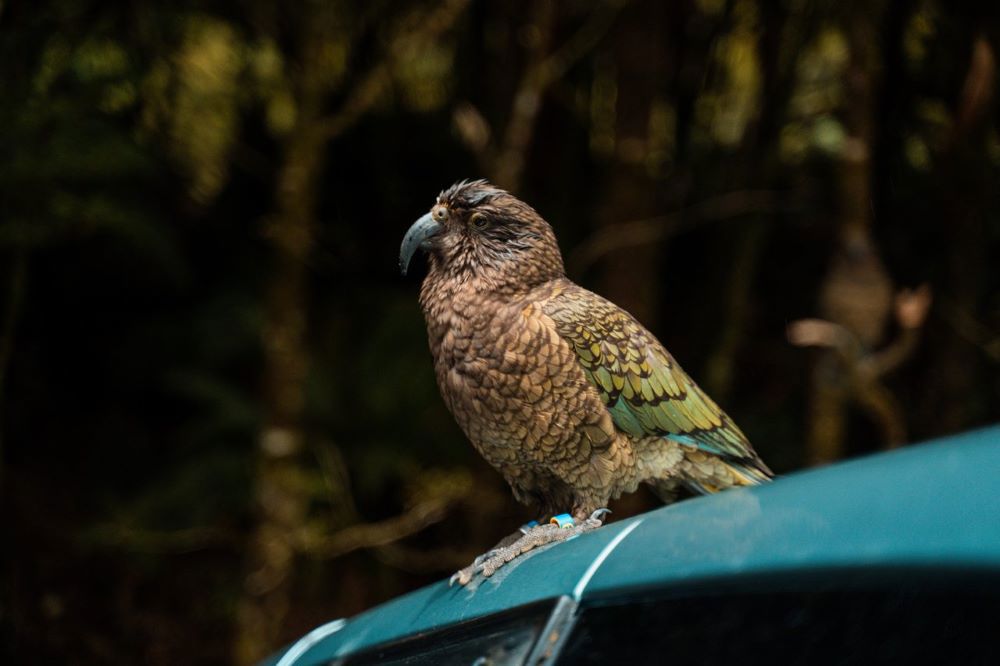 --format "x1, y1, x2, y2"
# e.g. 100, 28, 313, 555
400, 180, 772, 585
